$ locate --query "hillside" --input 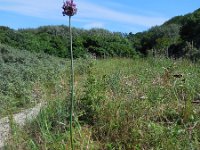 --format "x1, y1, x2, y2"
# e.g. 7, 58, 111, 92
0, 26, 135, 59
128, 8, 200, 60
0, 8, 200, 61
0, 44, 67, 117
